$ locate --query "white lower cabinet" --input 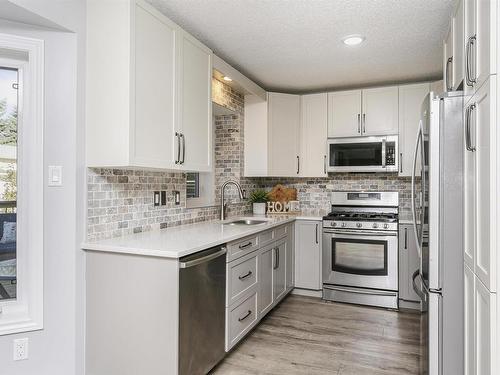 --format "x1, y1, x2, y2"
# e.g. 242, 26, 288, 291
464, 262, 497, 375
225, 223, 294, 351
464, 263, 475, 375
294, 220, 322, 290
398, 224, 420, 305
